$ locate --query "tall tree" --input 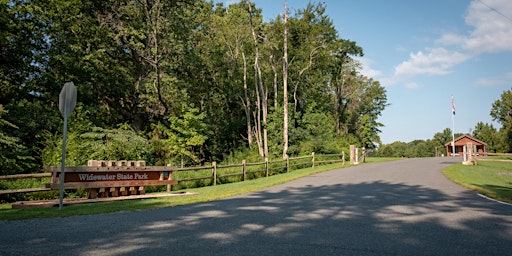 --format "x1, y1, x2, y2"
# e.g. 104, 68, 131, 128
247, 0, 268, 157
0, 0, 58, 172
282, 1, 289, 158
472, 122, 498, 152
327, 40, 363, 136
490, 88, 512, 152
